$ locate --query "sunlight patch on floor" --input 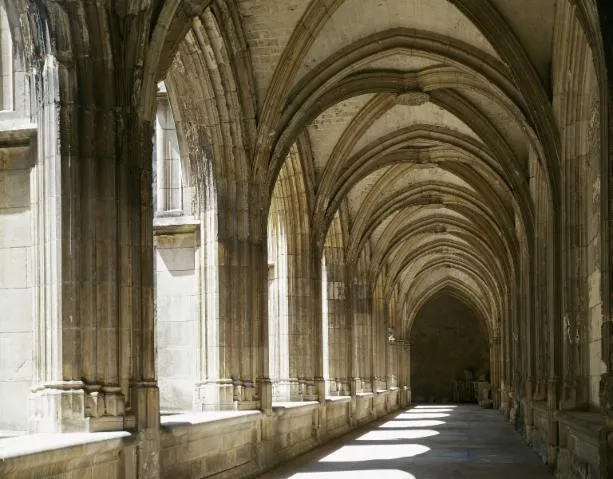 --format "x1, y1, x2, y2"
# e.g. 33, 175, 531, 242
289, 470, 416, 478
355, 429, 439, 441
319, 444, 430, 462
413, 405, 457, 409
380, 419, 446, 428
392, 412, 450, 419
